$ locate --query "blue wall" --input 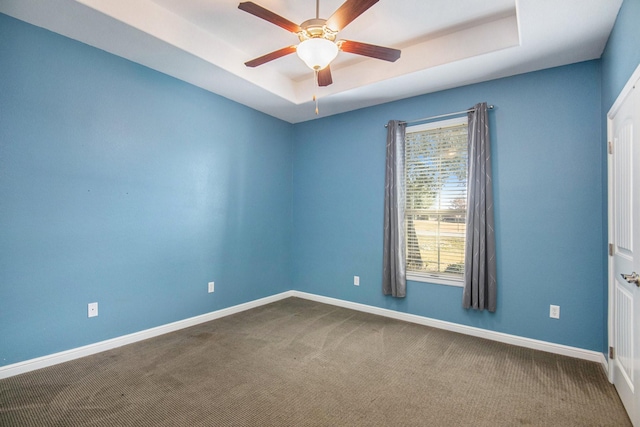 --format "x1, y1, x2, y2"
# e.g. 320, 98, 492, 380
600, 0, 640, 353
602, 0, 640, 110
0, 14, 293, 366
292, 61, 605, 352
